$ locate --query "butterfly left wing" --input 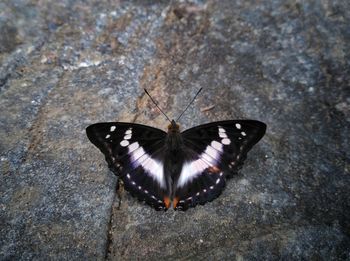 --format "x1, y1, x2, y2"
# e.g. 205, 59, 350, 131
86, 122, 170, 210
174, 120, 266, 210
